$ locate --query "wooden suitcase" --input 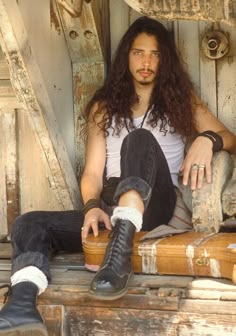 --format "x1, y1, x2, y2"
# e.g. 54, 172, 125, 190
83, 231, 236, 284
